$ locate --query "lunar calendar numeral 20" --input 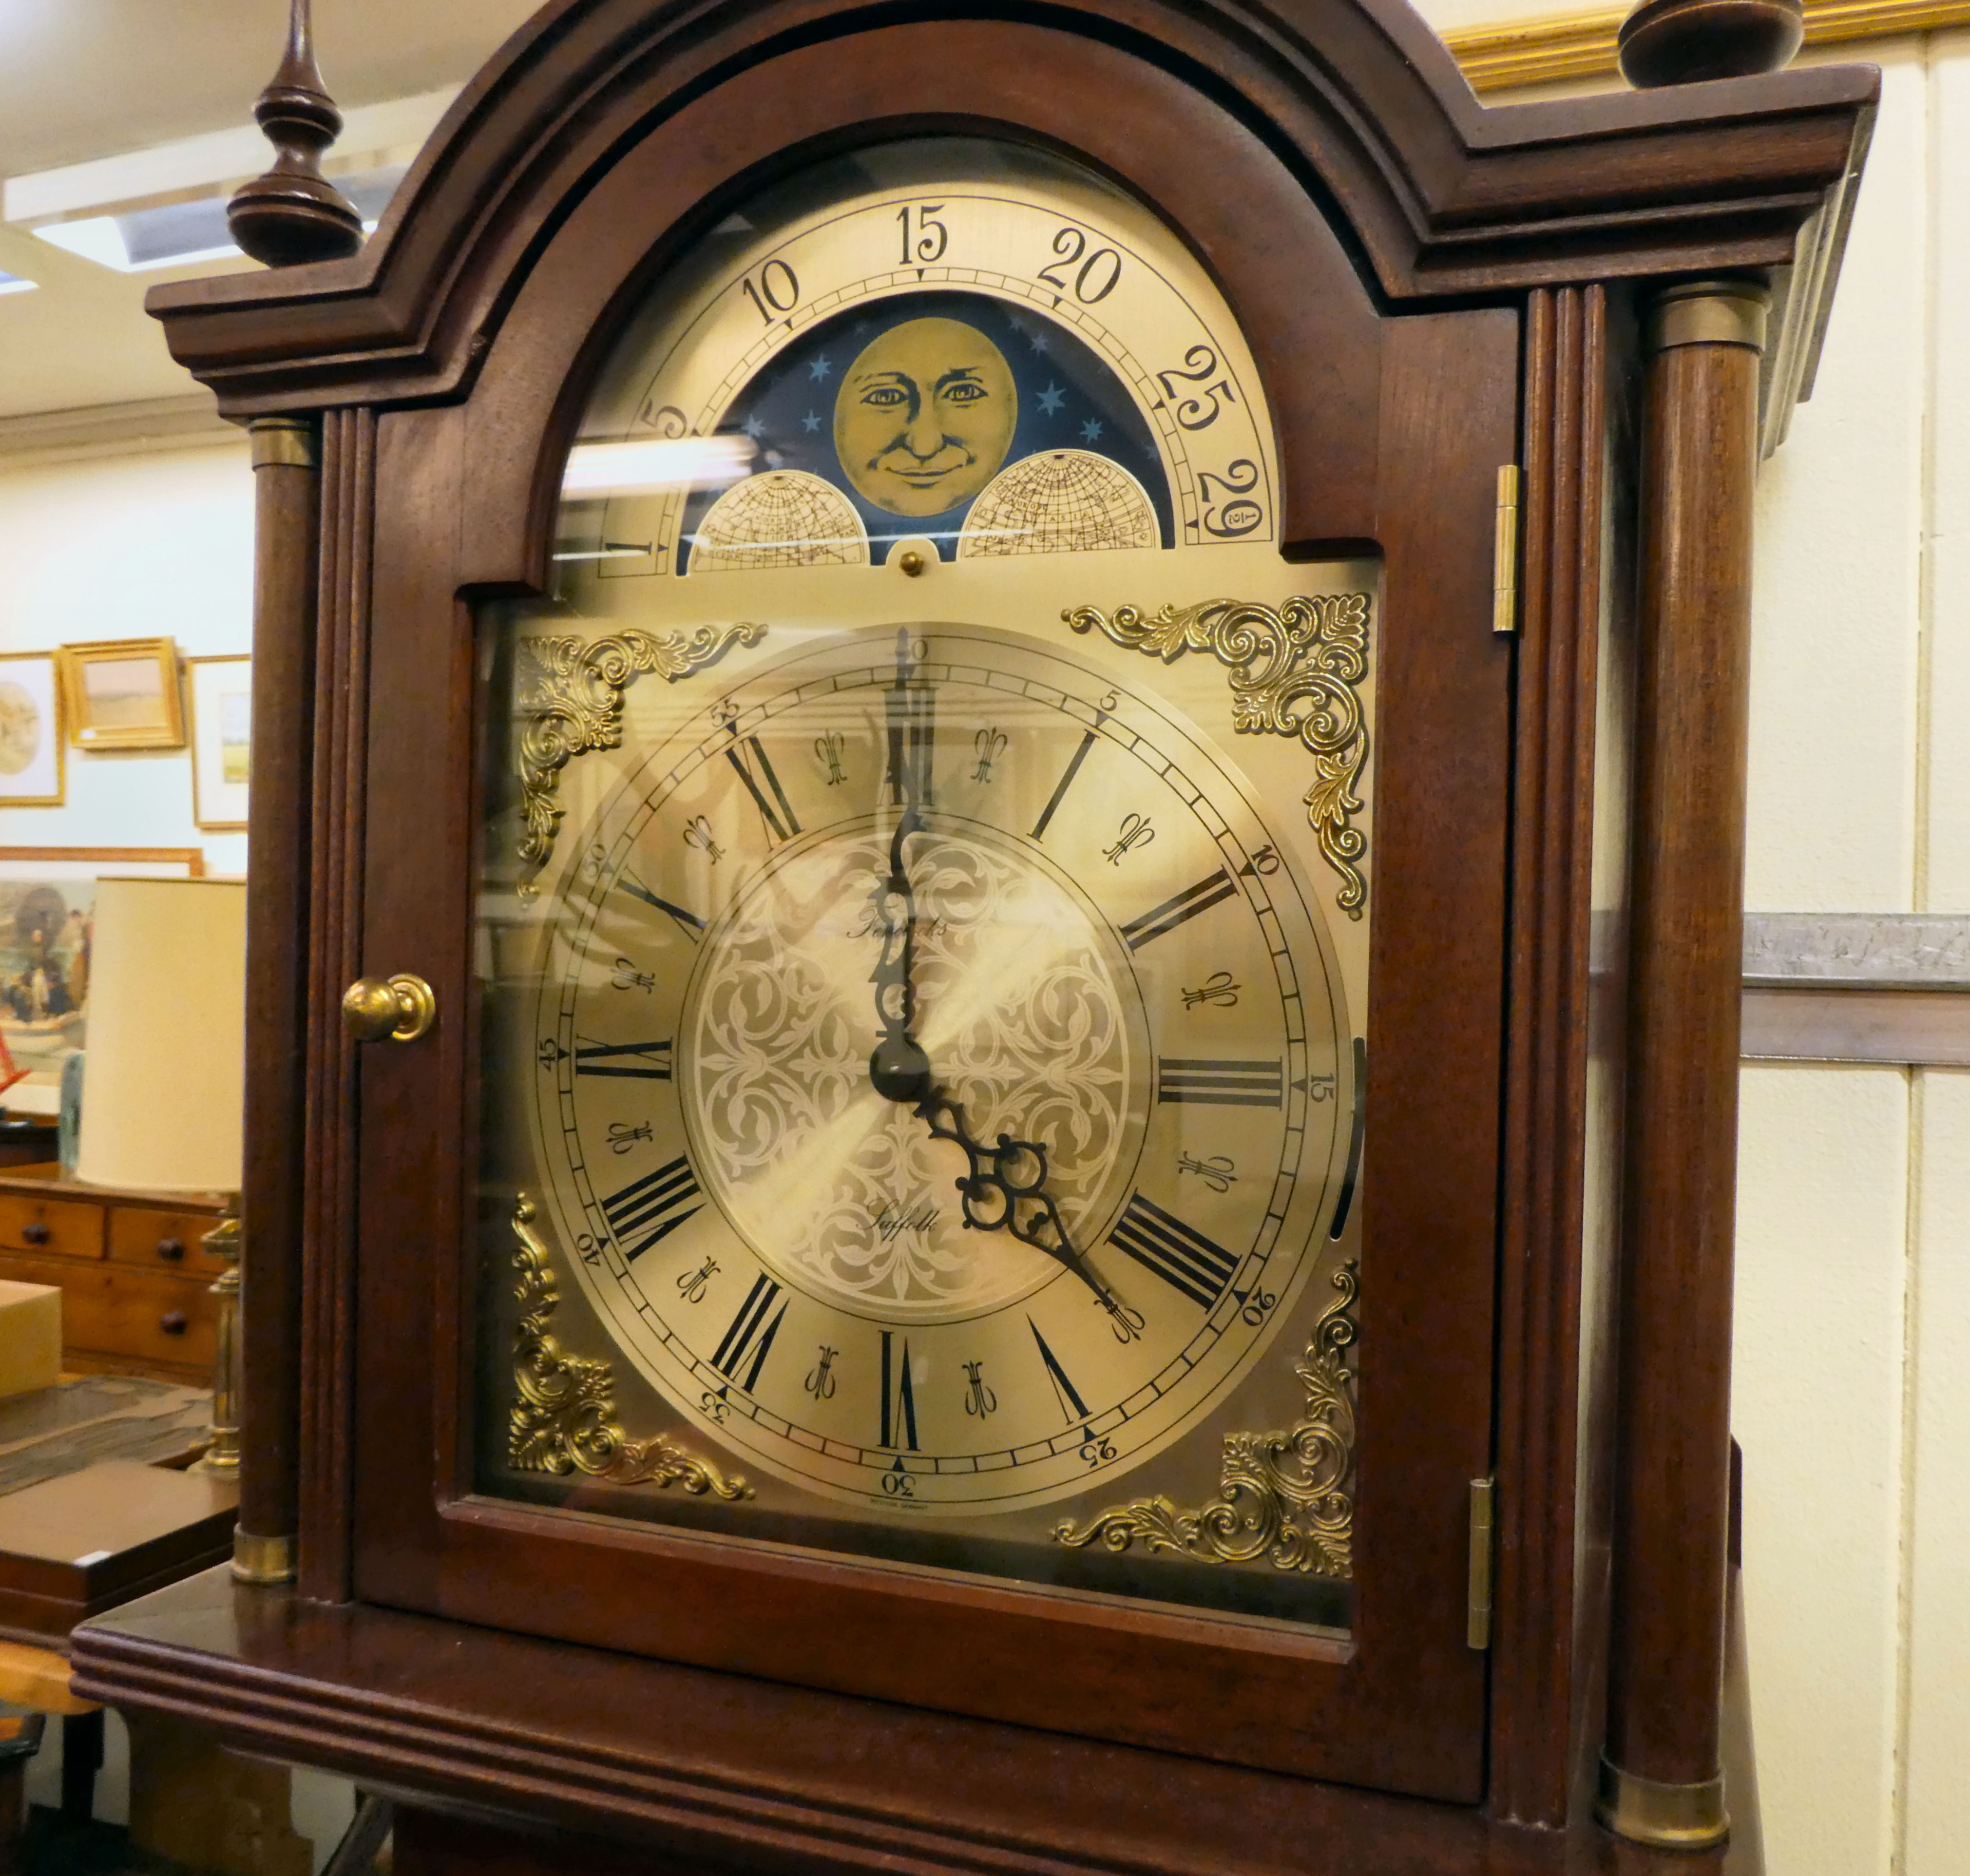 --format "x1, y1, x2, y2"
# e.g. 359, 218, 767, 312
601, 1156, 702, 1261
1111, 1193, 1238, 1310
